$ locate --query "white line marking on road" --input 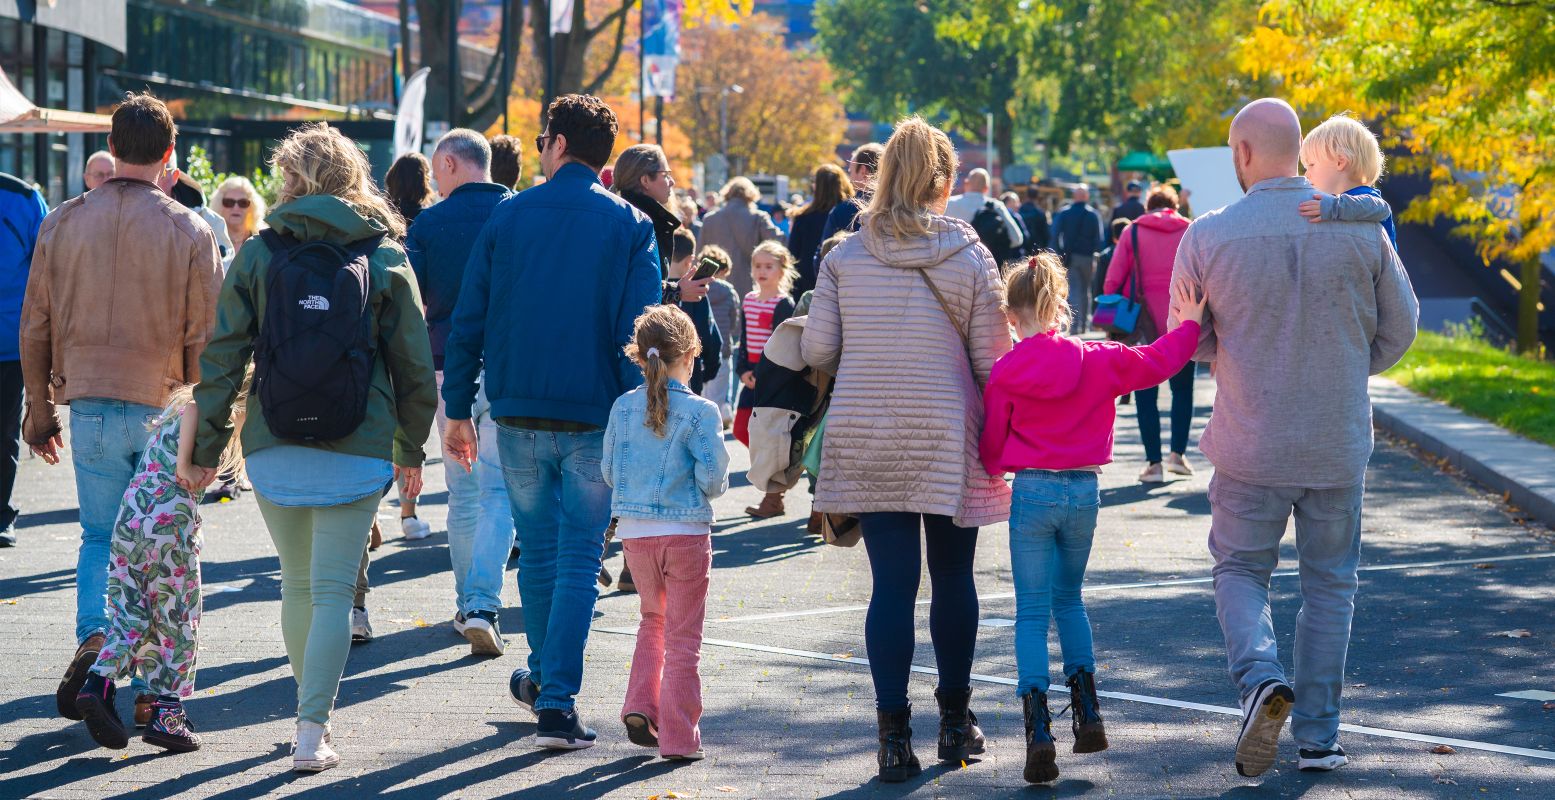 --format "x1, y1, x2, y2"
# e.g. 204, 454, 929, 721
707, 550, 1555, 625
1497, 690, 1555, 701
595, 627, 1555, 763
